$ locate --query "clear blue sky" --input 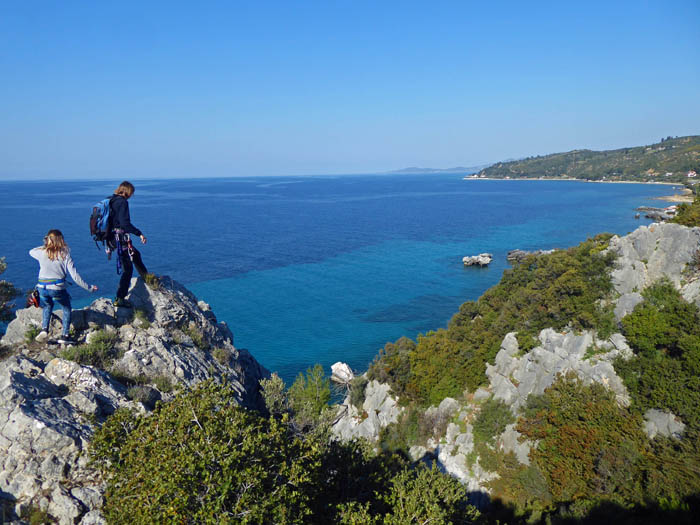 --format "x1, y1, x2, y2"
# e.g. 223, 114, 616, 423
1, 1, 699, 179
